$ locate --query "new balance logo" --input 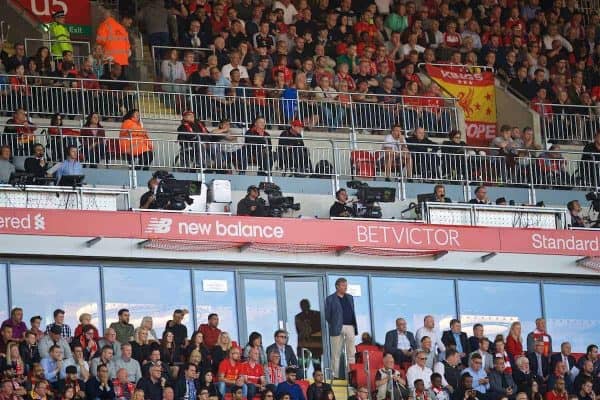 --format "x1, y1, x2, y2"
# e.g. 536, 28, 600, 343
145, 218, 173, 234
34, 214, 45, 230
